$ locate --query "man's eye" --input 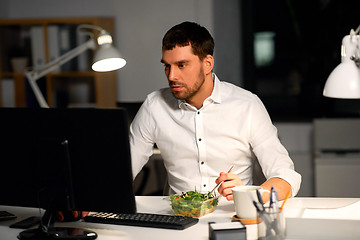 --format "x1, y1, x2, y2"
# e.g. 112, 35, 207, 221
178, 64, 185, 68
